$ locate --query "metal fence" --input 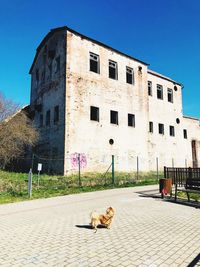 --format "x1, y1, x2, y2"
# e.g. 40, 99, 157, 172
2, 155, 199, 199
2, 154, 200, 188
164, 167, 200, 186
3, 153, 167, 180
